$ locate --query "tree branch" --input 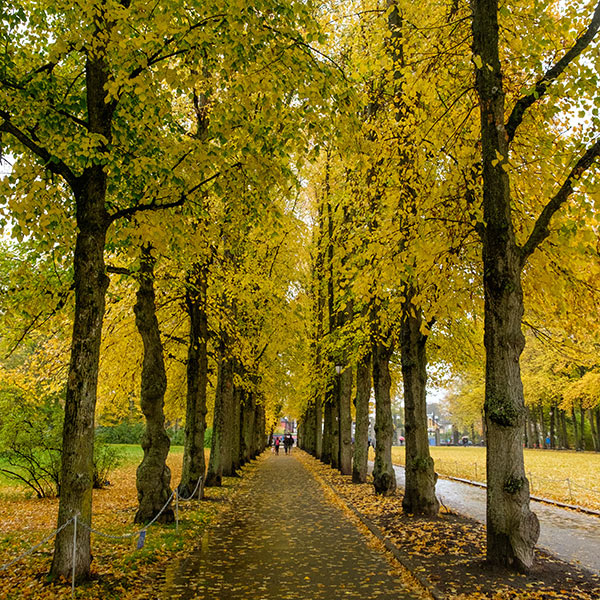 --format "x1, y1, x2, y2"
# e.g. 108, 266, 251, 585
106, 265, 132, 275
107, 170, 222, 224
520, 137, 600, 263
0, 110, 77, 188
108, 195, 185, 223
505, 0, 600, 143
